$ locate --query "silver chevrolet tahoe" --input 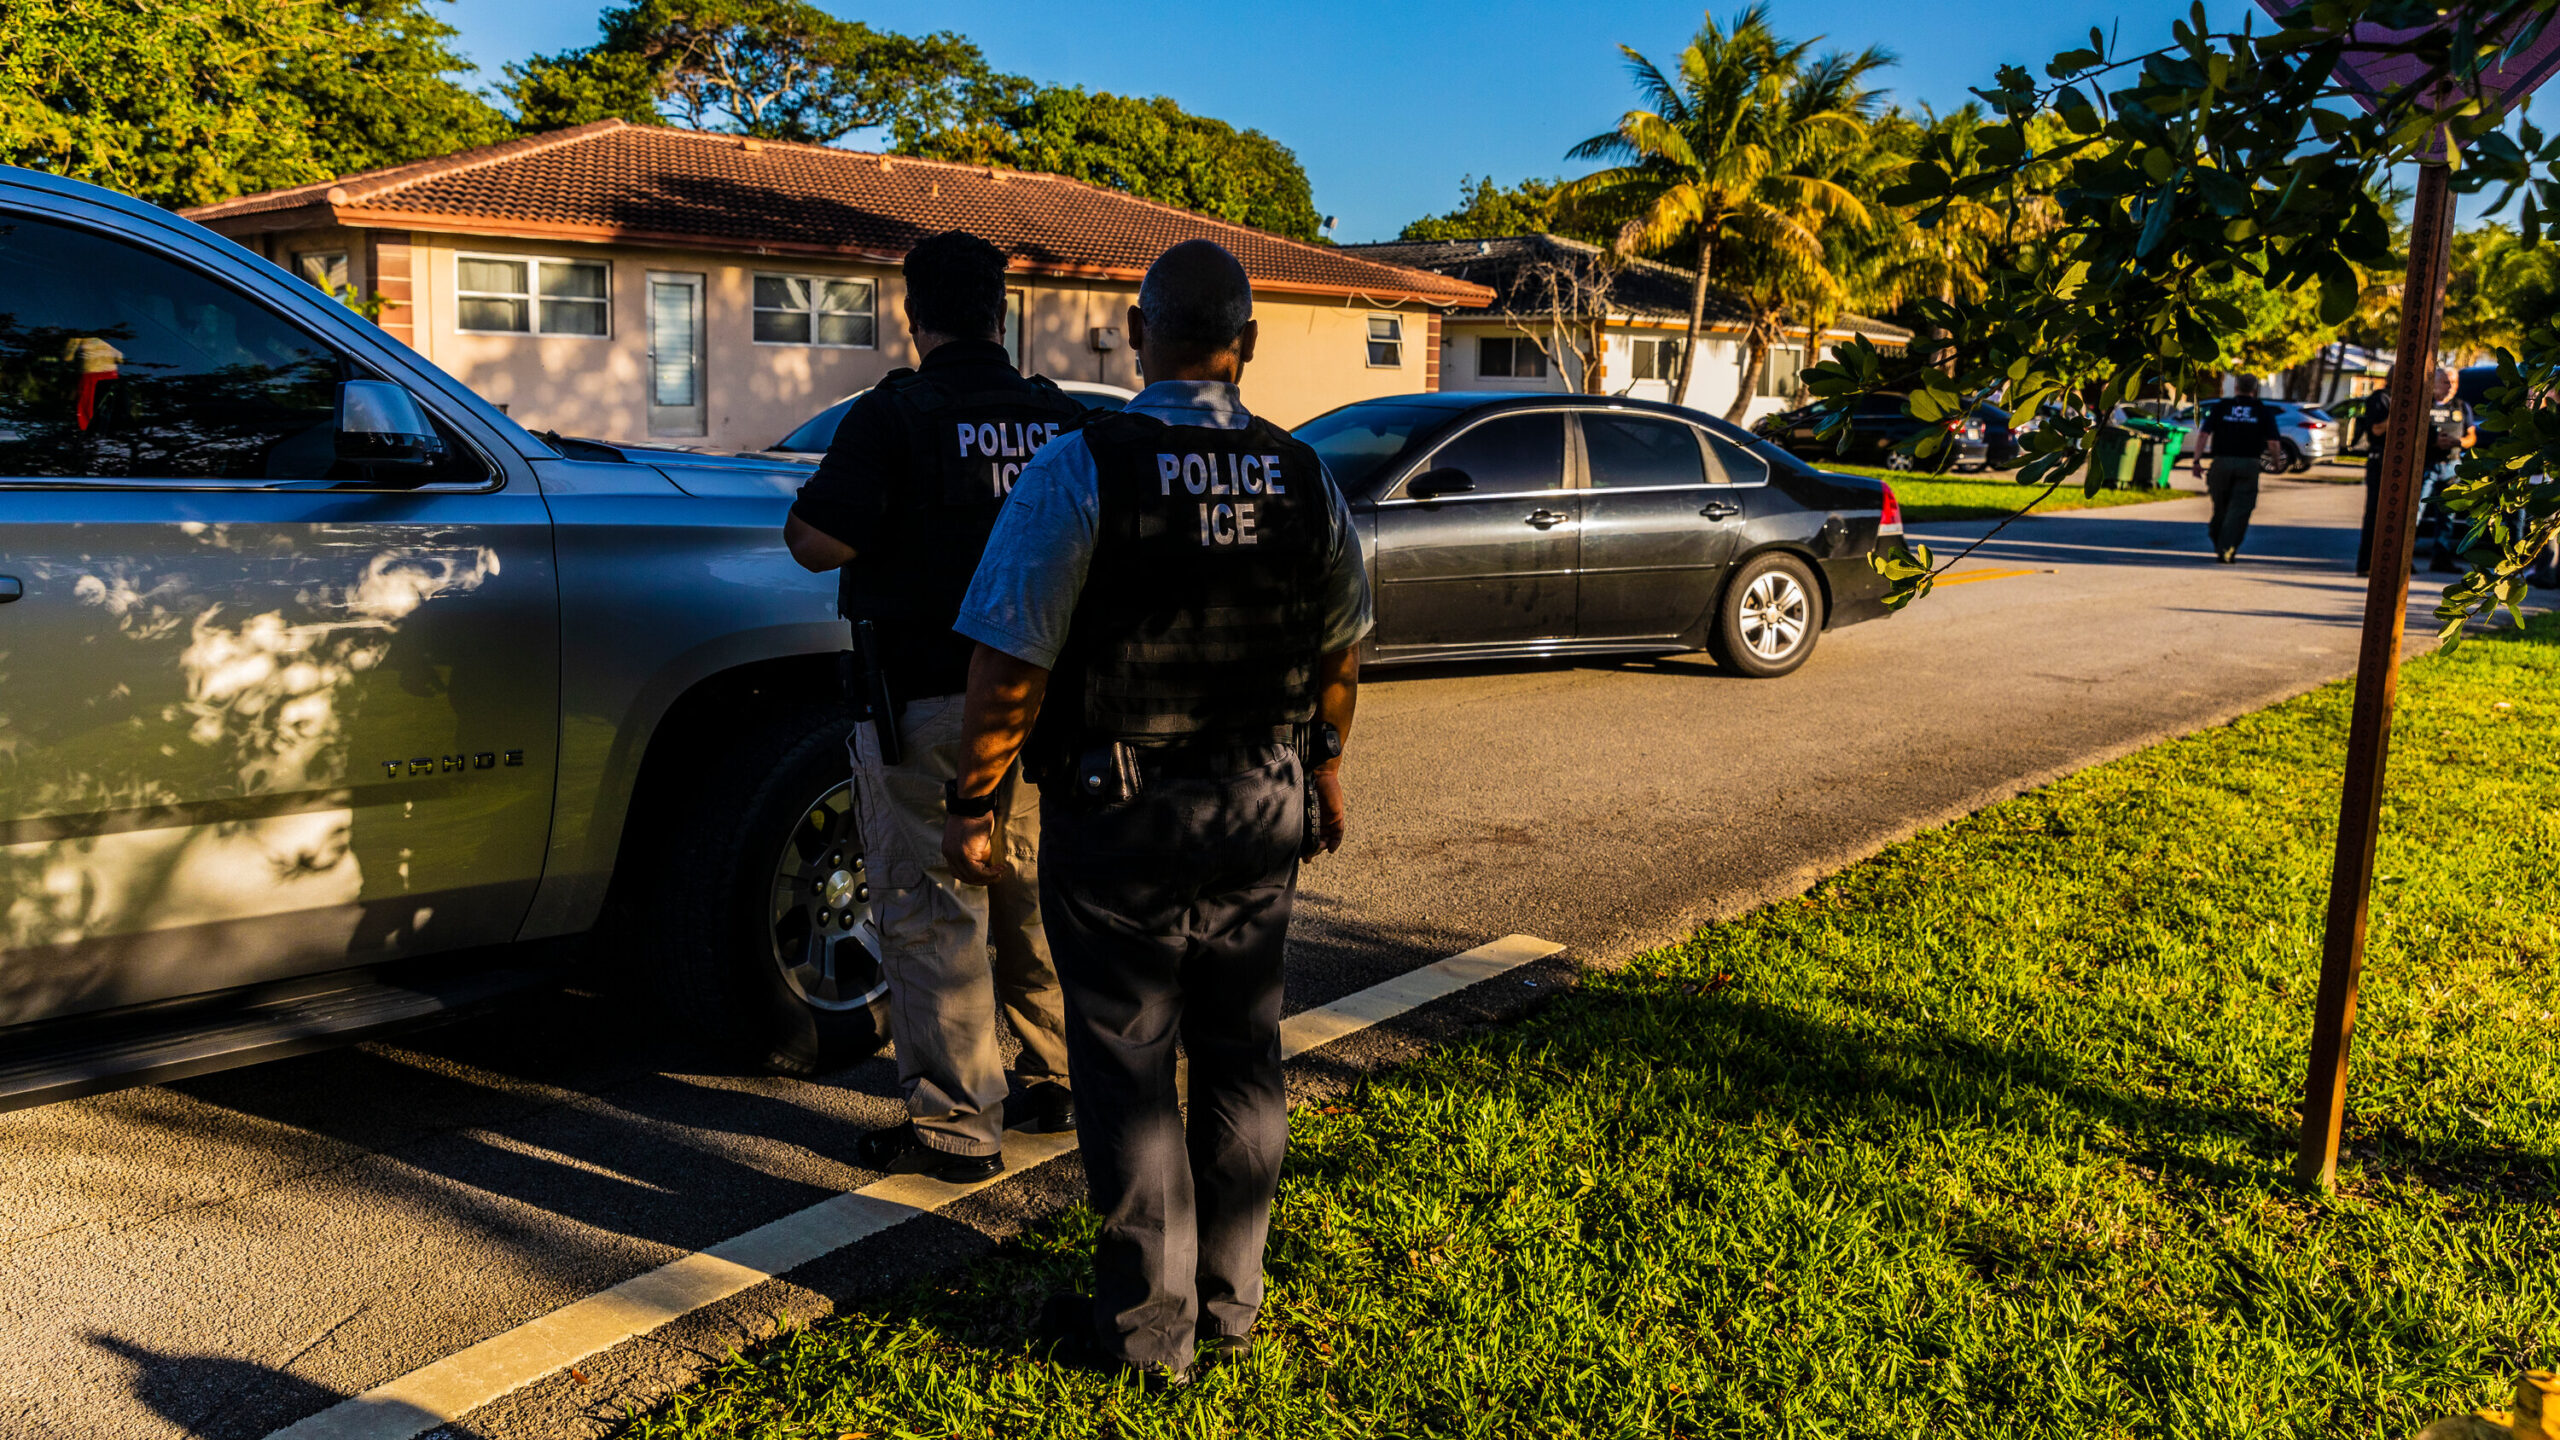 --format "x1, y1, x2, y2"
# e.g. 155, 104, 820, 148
0, 167, 885, 1109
